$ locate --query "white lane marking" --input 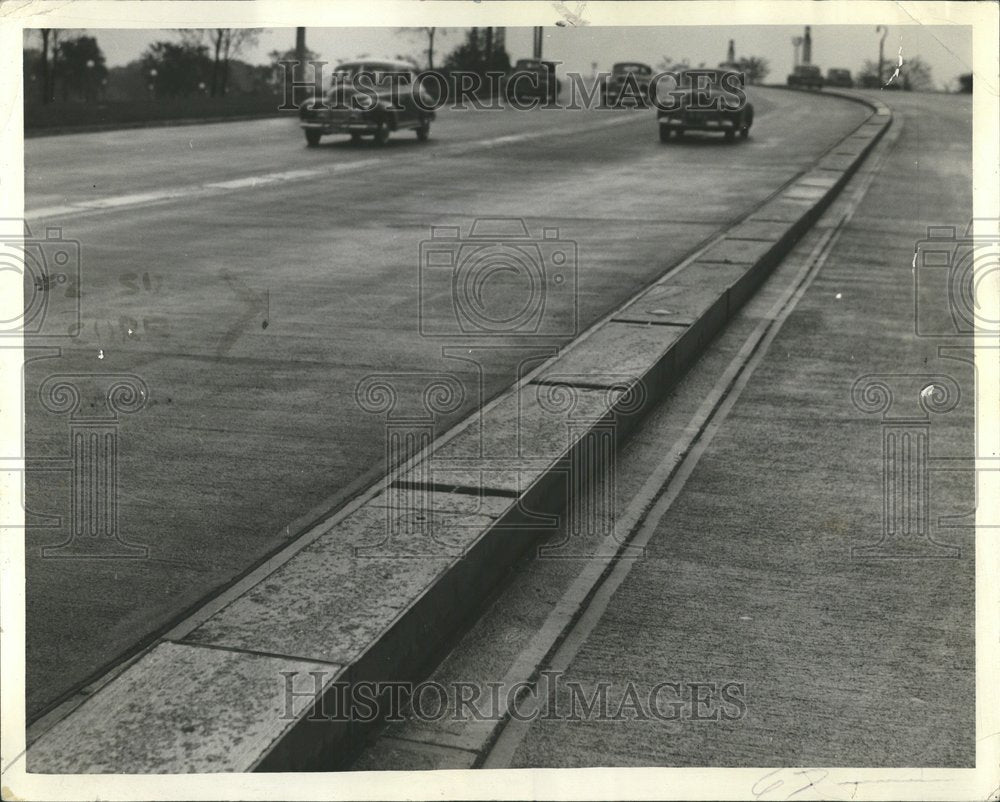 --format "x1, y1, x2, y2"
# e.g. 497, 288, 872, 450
27, 116, 643, 220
